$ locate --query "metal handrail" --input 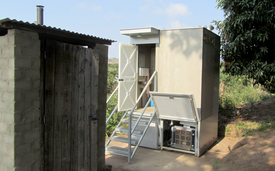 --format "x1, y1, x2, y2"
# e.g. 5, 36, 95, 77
106, 104, 118, 124
129, 71, 157, 134
131, 96, 152, 134
127, 71, 157, 162
106, 85, 118, 104
105, 110, 129, 147
106, 85, 119, 125
131, 111, 156, 158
